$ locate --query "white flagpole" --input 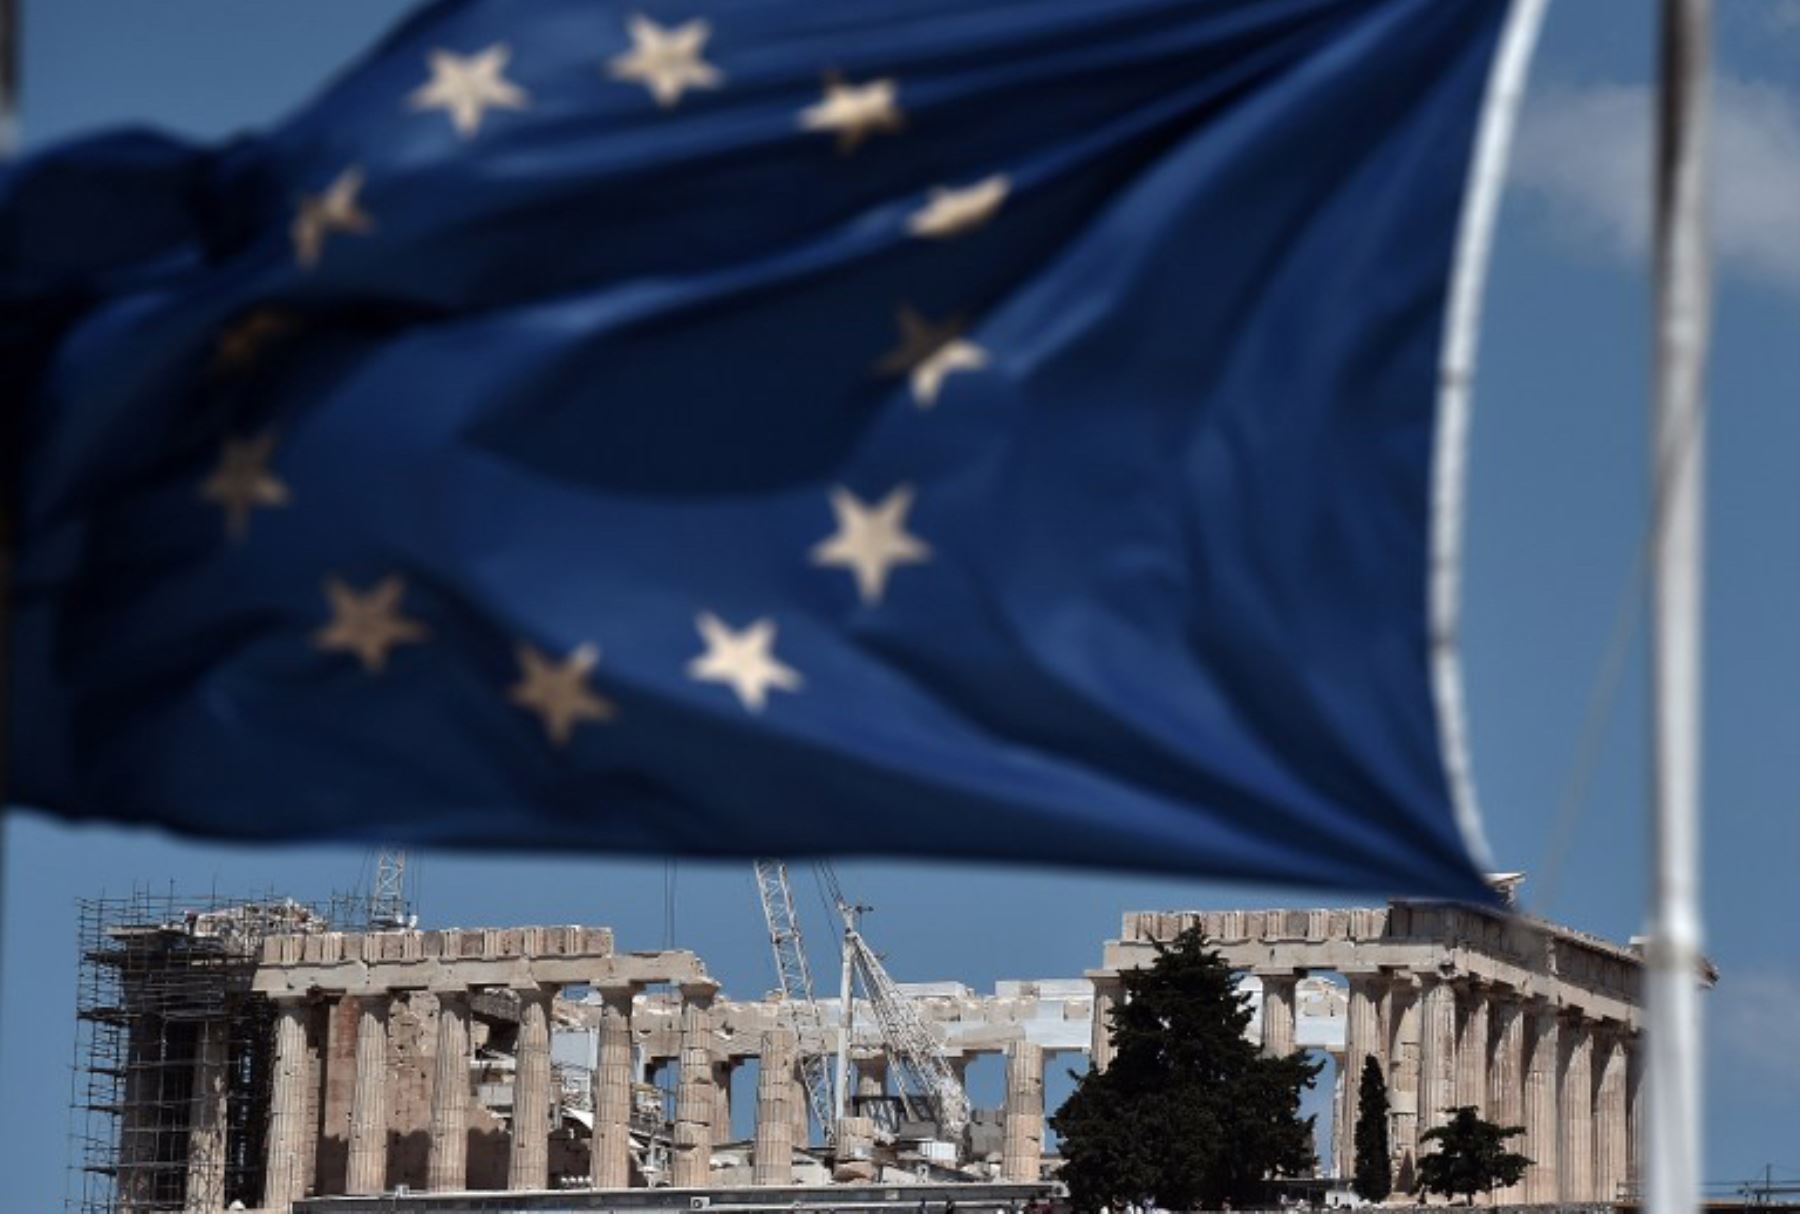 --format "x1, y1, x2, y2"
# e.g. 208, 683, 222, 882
1647, 3, 1710, 1214
0, 0, 15, 155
